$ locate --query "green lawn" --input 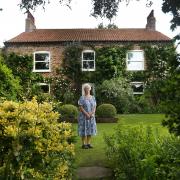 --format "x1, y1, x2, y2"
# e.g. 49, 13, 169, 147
73, 114, 169, 168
